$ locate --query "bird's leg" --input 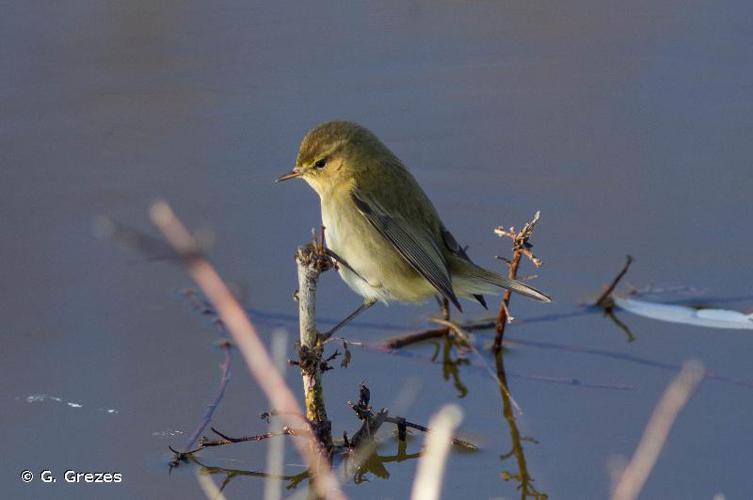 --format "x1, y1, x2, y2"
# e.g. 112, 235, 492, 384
319, 298, 377, 341
434, 296, 450, 320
